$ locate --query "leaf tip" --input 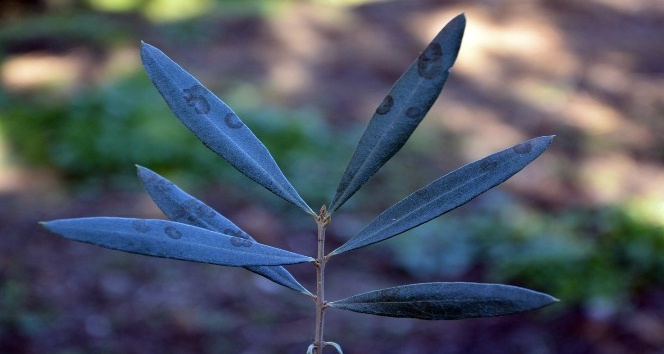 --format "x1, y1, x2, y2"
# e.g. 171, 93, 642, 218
140, 41, 149, 54
453, 12, 466, 23
135, 165, 154, 183
447, 12, 467, 32
39, 220, 61, 234
135, 164, 148, 173
534, 291, 560, 309
538, 135, 556, 149
140, 41, 153, 50
140, 42, 160, 66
